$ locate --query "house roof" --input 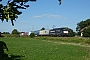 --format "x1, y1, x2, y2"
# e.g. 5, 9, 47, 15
80, 26, 90, 32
